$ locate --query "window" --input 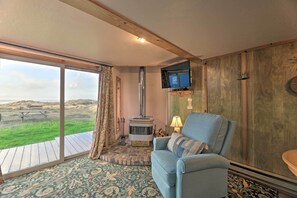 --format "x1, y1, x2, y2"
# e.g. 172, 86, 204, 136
0, 58, 60, 173
0, 56, 99, 175
64, 69, 98, 157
